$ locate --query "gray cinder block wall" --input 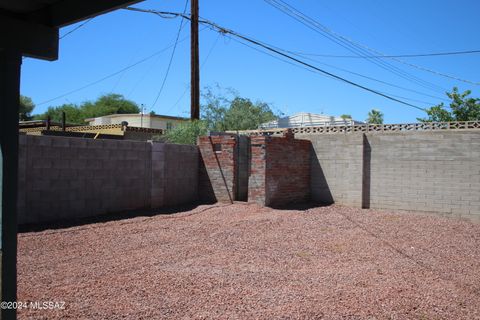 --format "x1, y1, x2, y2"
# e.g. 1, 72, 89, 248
302, 133, 363, 207
298, 130, 480, 217
163, 143, 199, 207
18, 135, 198, 225
366, 131, 480, 215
